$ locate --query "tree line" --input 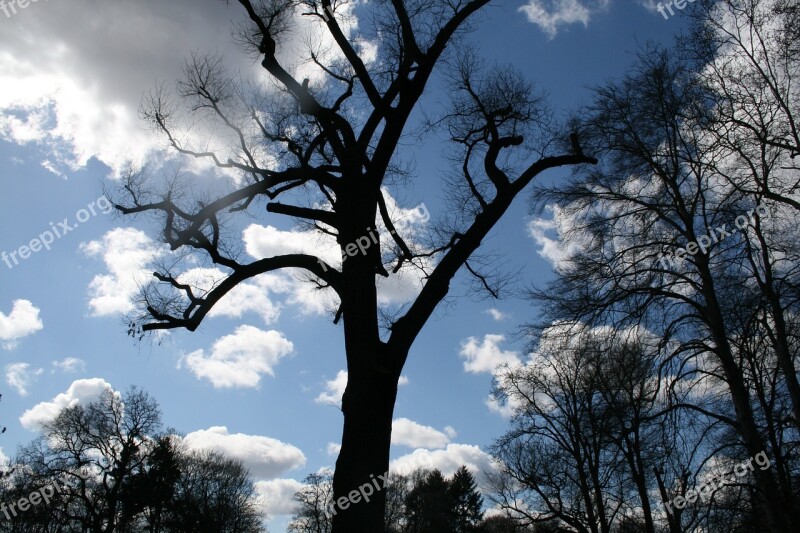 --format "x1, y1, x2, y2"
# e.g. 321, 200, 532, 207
286, 465, 533, 533
0, 388, 264, 532
485, 1, 800, 532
